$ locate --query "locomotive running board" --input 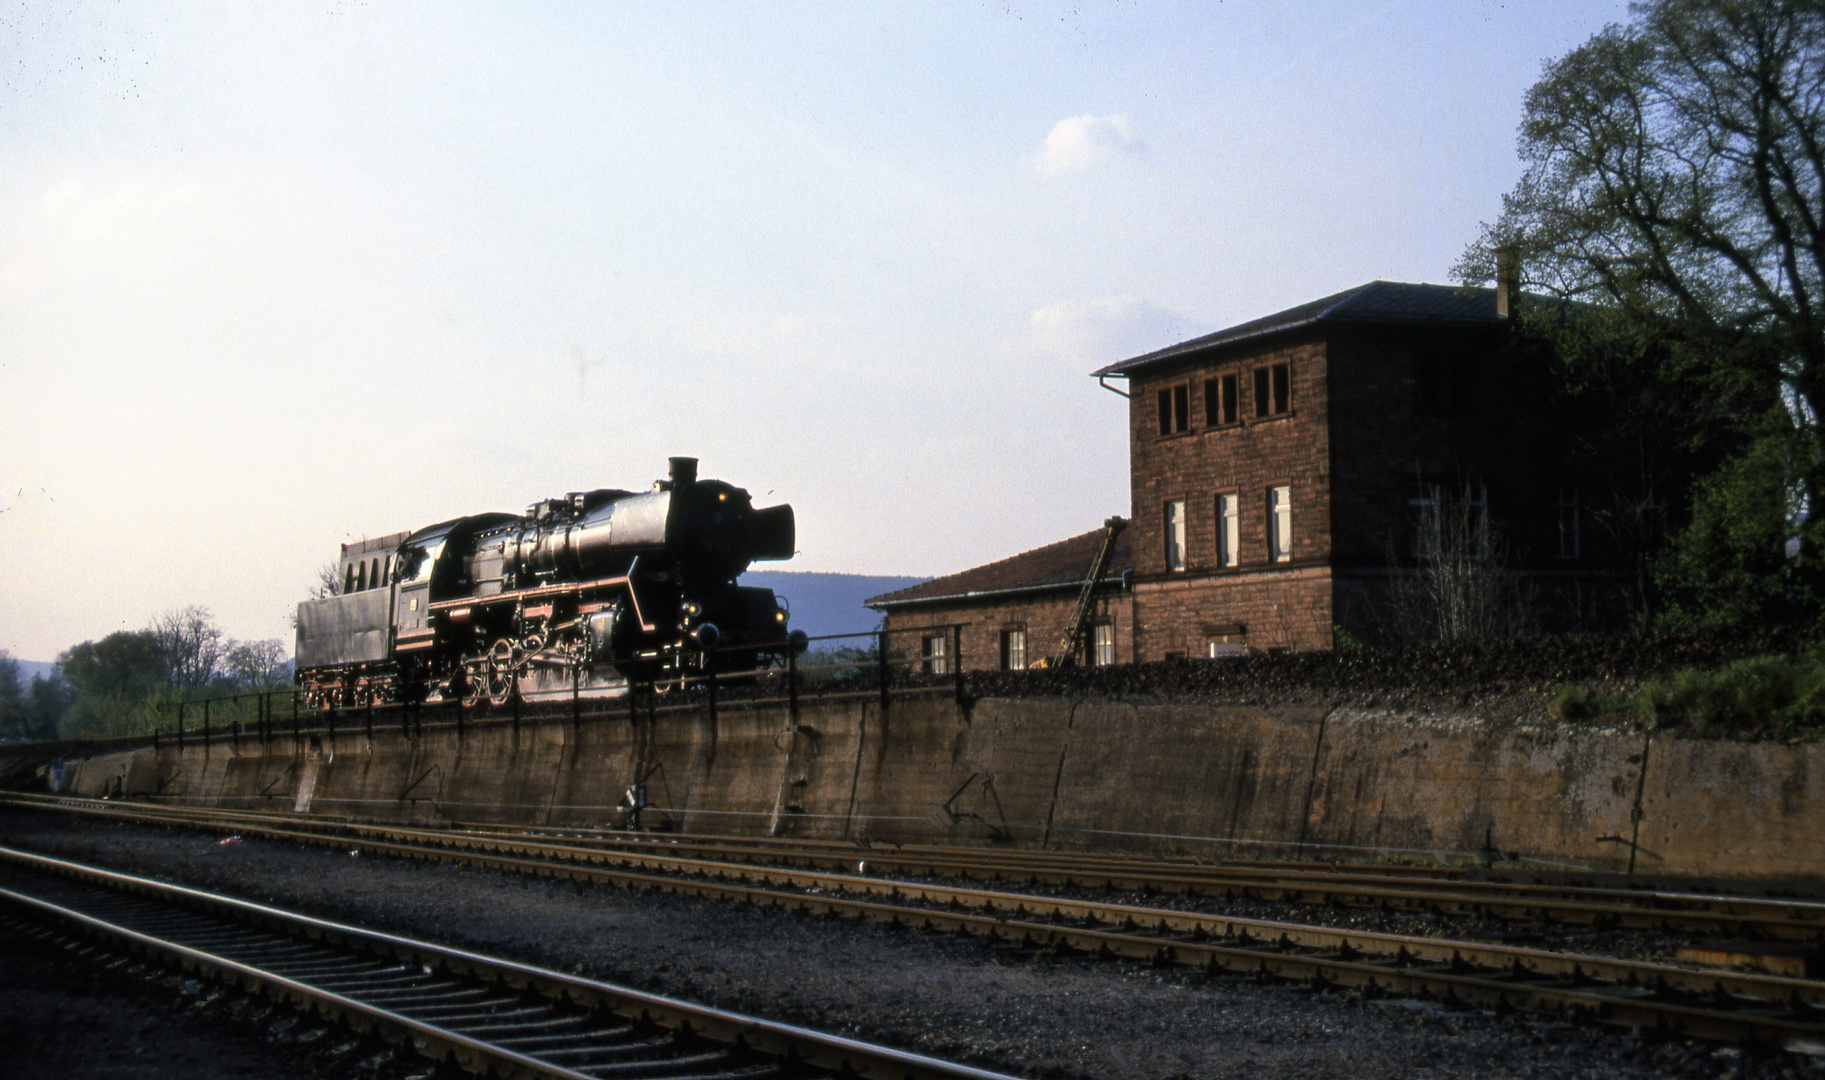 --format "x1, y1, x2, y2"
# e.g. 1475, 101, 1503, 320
428, 574, 655, 632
